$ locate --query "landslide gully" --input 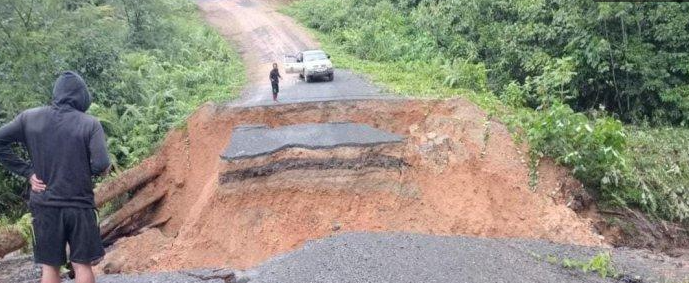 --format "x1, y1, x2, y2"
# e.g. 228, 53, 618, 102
99, 98, 604, 273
